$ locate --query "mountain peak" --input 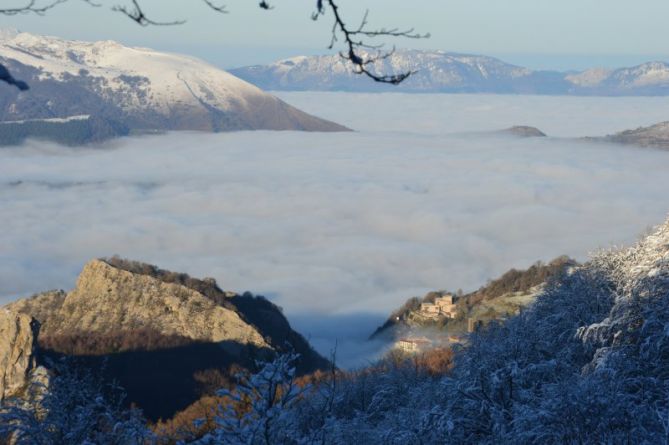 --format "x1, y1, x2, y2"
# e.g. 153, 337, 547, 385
16, 258, 269, 348
0, 30, 348, 143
